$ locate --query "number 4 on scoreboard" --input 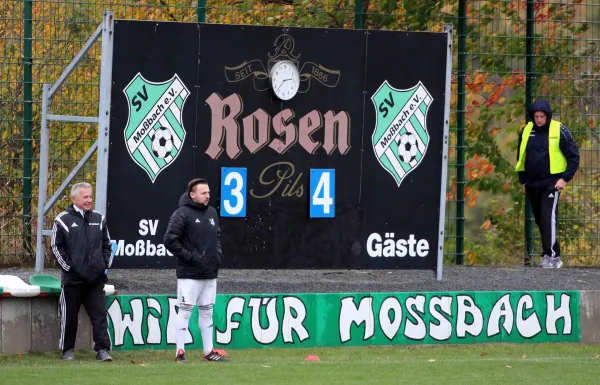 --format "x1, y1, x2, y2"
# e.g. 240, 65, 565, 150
310, 169, 335, 218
